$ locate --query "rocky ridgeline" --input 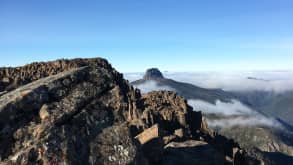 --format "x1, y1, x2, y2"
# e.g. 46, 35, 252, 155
0, 58, 260, 164
0, 58, 117, 94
